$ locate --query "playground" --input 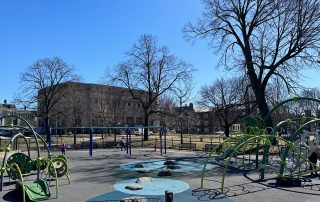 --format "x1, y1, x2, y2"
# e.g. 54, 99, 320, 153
1, 148, 320, 202
1, 97, 320, 201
